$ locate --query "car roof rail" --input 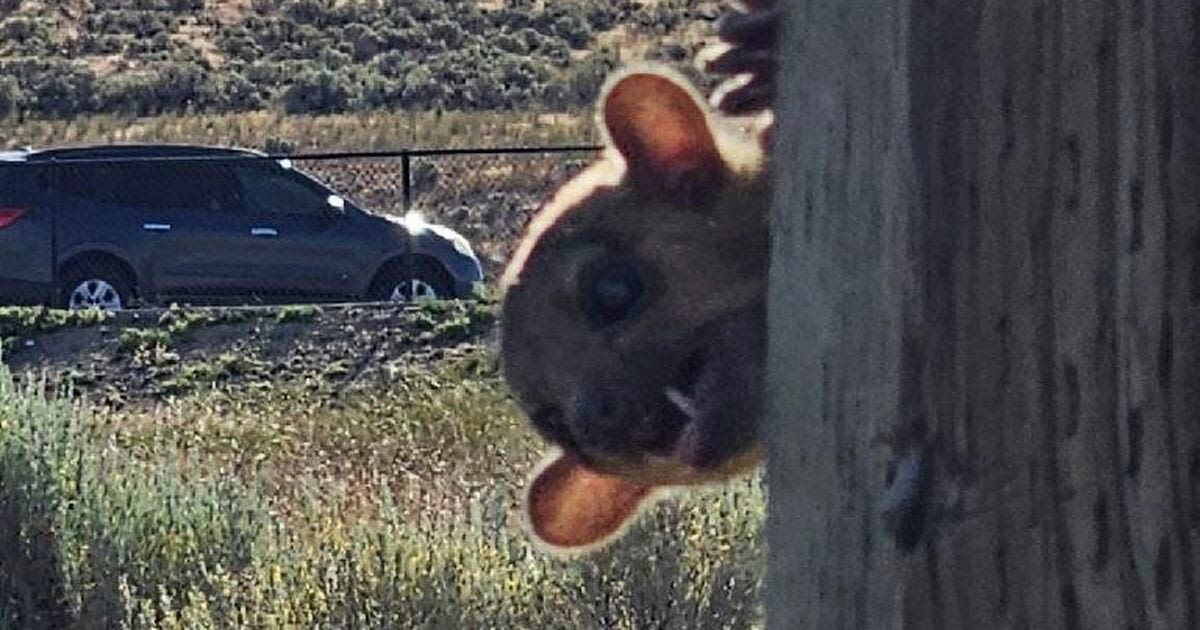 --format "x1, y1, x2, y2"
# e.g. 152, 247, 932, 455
27, 143, 262, 163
